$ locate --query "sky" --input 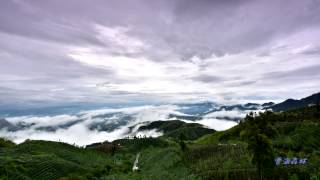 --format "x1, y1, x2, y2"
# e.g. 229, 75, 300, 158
1, 0, 320, 108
